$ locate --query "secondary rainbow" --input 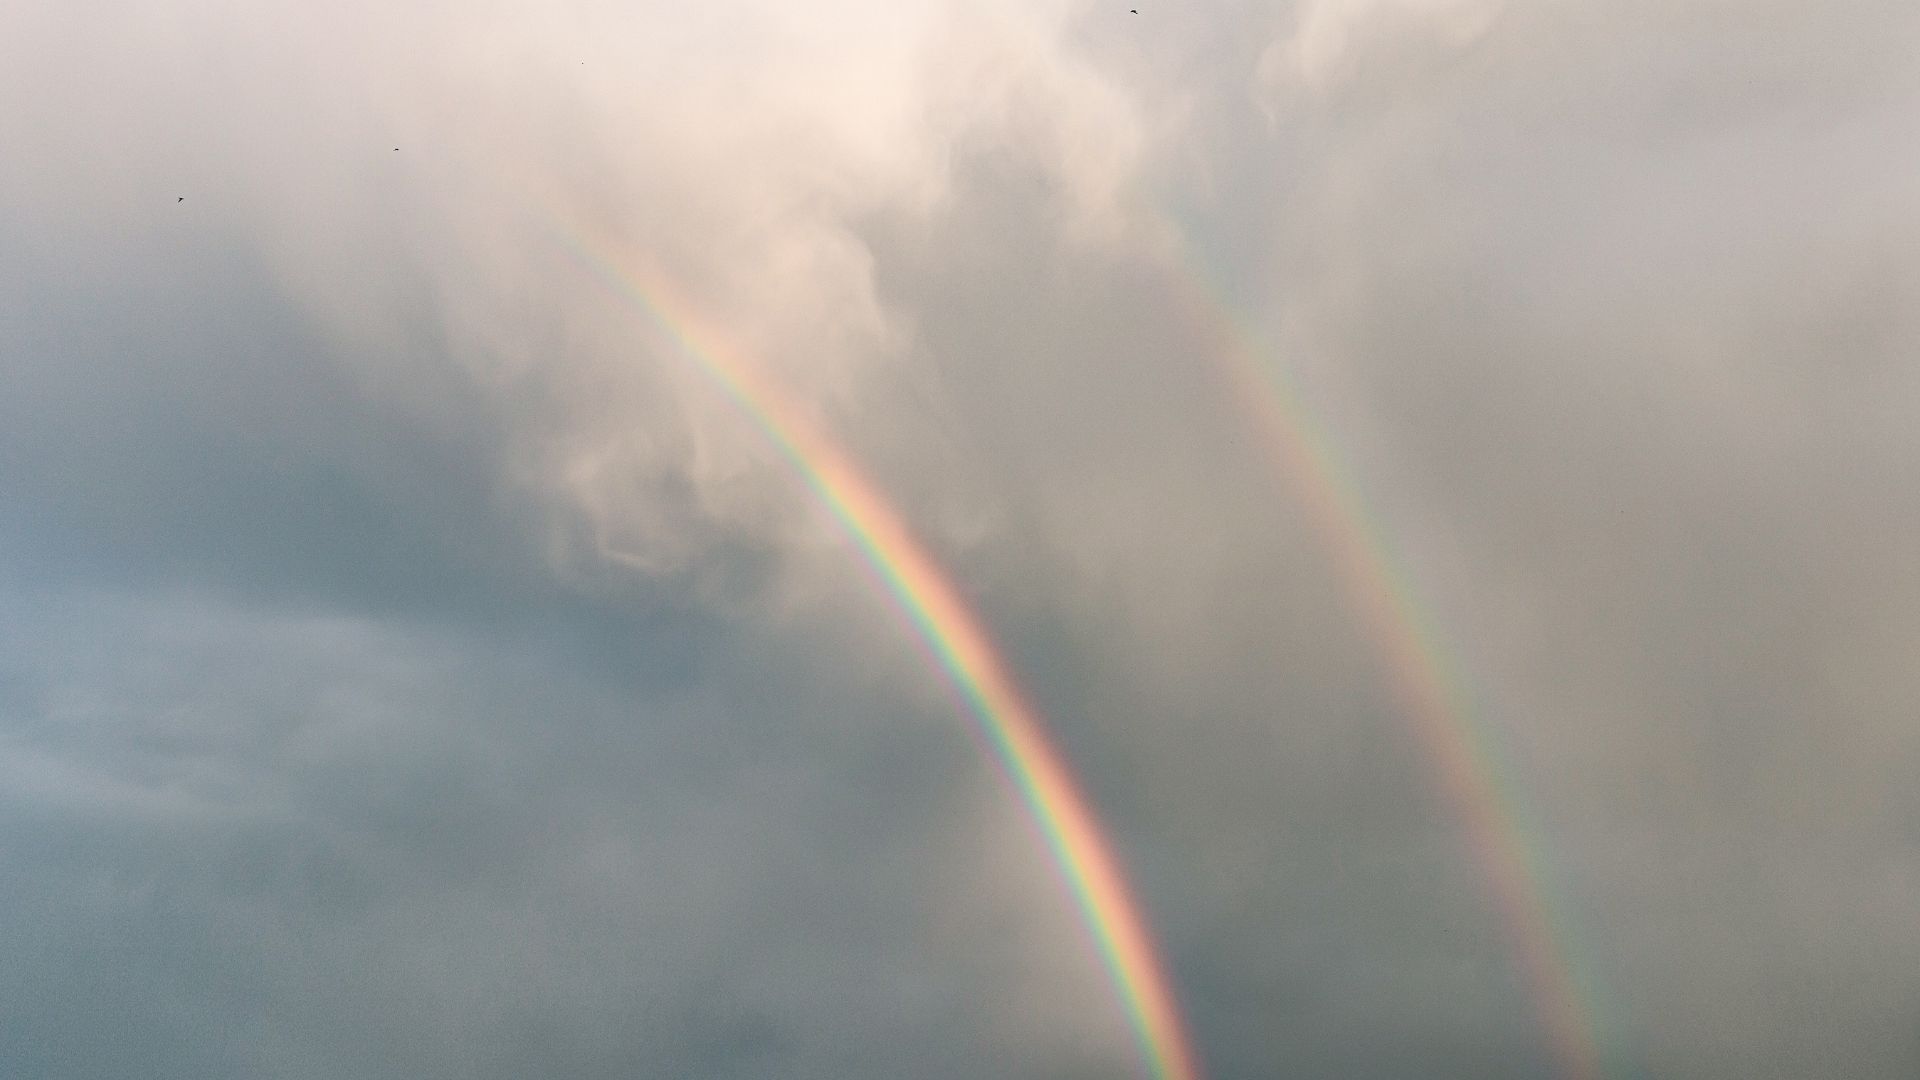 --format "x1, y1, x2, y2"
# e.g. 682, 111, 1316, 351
538, 219, 1202, 1080
1162, 250, 1609, 1080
